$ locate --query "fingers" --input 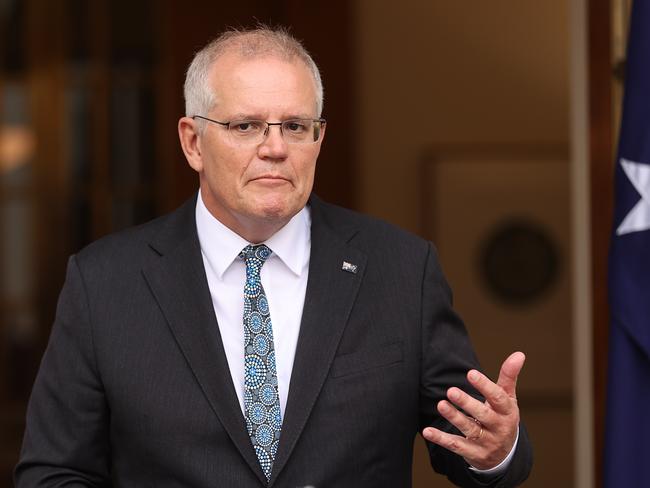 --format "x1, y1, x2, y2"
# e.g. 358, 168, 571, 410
467, 371, 511, 416
465, 352, 525, 416
422, 426, 481, 461
496, 351, 526, 397
445, 385, 495, 425
423, 352, 525, 470
425, 386, 518, 470
437, 400, 485, 440
422, 422, 514, 471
